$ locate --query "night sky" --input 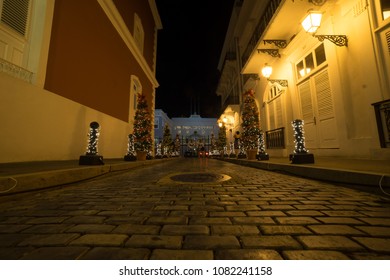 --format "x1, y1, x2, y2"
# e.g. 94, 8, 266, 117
155, 0, 235, 118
